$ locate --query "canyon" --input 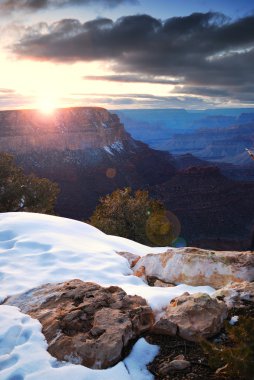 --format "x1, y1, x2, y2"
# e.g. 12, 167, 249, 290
0, 106, 254, 250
